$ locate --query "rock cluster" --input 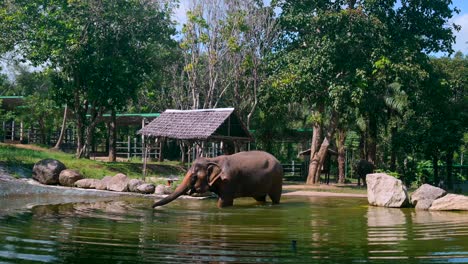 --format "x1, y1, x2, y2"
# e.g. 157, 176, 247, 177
366, 173, 468, 211
31, 159, 162, 195
410, 184, 446, 210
